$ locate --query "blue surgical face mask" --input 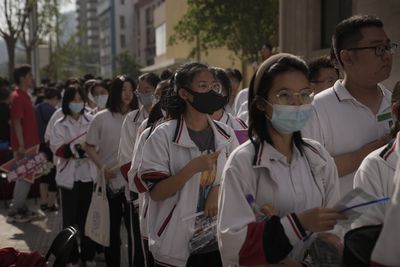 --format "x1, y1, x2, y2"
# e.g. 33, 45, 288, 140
94, 95, 108, 109
138, 92, 155, 107
265, 101, 313, 134
69, 102, 84, 114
